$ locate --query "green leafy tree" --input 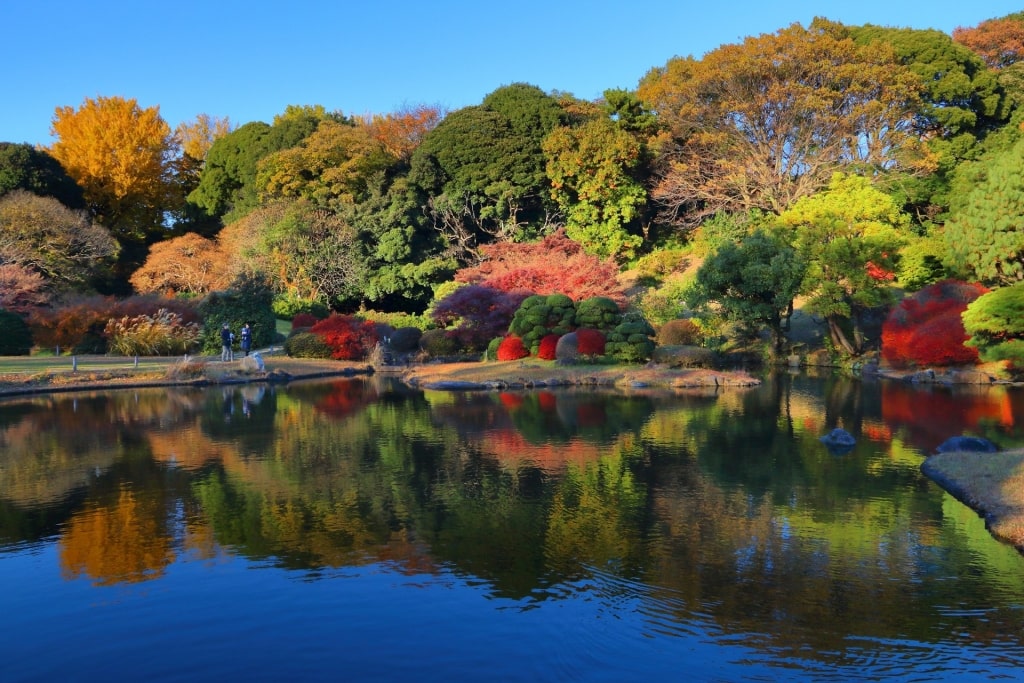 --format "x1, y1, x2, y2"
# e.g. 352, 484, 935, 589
543, 117, 646, 260
780, 173, 909, 354
218, 199, 368, 309
188, 107, 339, 224
848, 24, 1008, 221
943, 138, 1024, 285
0, 142, 85, 209
256, 120, 395, 207
687, 230, 806, 353
962, 281, 1024, 371
409, 84, 565, 261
